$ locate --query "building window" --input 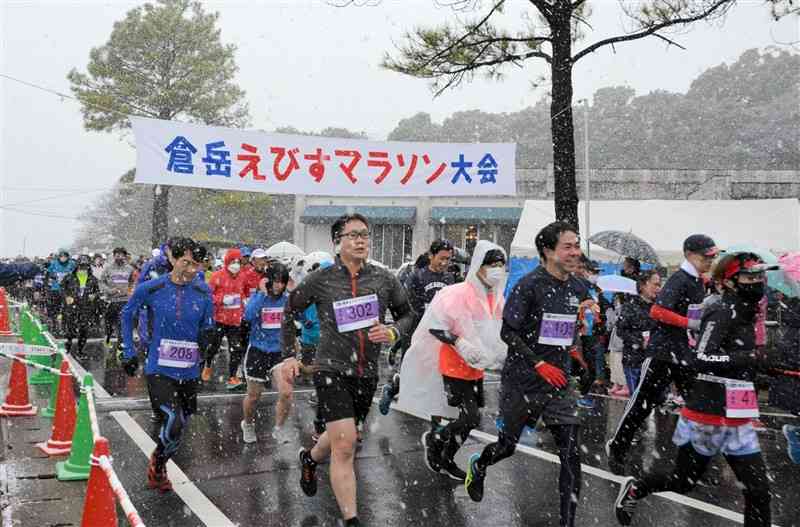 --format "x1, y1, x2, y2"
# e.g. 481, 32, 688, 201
369, 224, 413, 269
